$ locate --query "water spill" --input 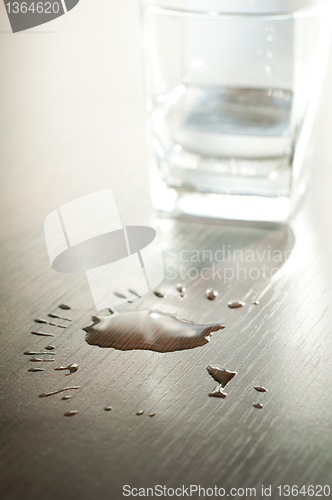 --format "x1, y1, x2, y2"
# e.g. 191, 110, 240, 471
39, 386, 80, 398
28, 367, 45, 372
176, 284, 186, 293
84, 309, 225, 352
114, 291, 127, 299
136, 410, 144, 415
30, 358, 54, 362
228, 301, 245, 308
128, 289, 141, 298
254, 386, 267, 392
252, 300, 259, 305
206, 289, 218, 300
24, 351, 55, 356
48, 313, 71, 321
31, 331, 54, 337
207, 365, 237, 388
153, 291, 165, 298
149, 413, 156, 417
62, 395, 71, 400
64, 410, 78, 417
104, 406, 113, 411
252, 403, 263, 409
59, 304, 71, 310
54, 363, 78, 375
34, 318, 67, 328
45, 345, 55, 350
209, 386, 227, 398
